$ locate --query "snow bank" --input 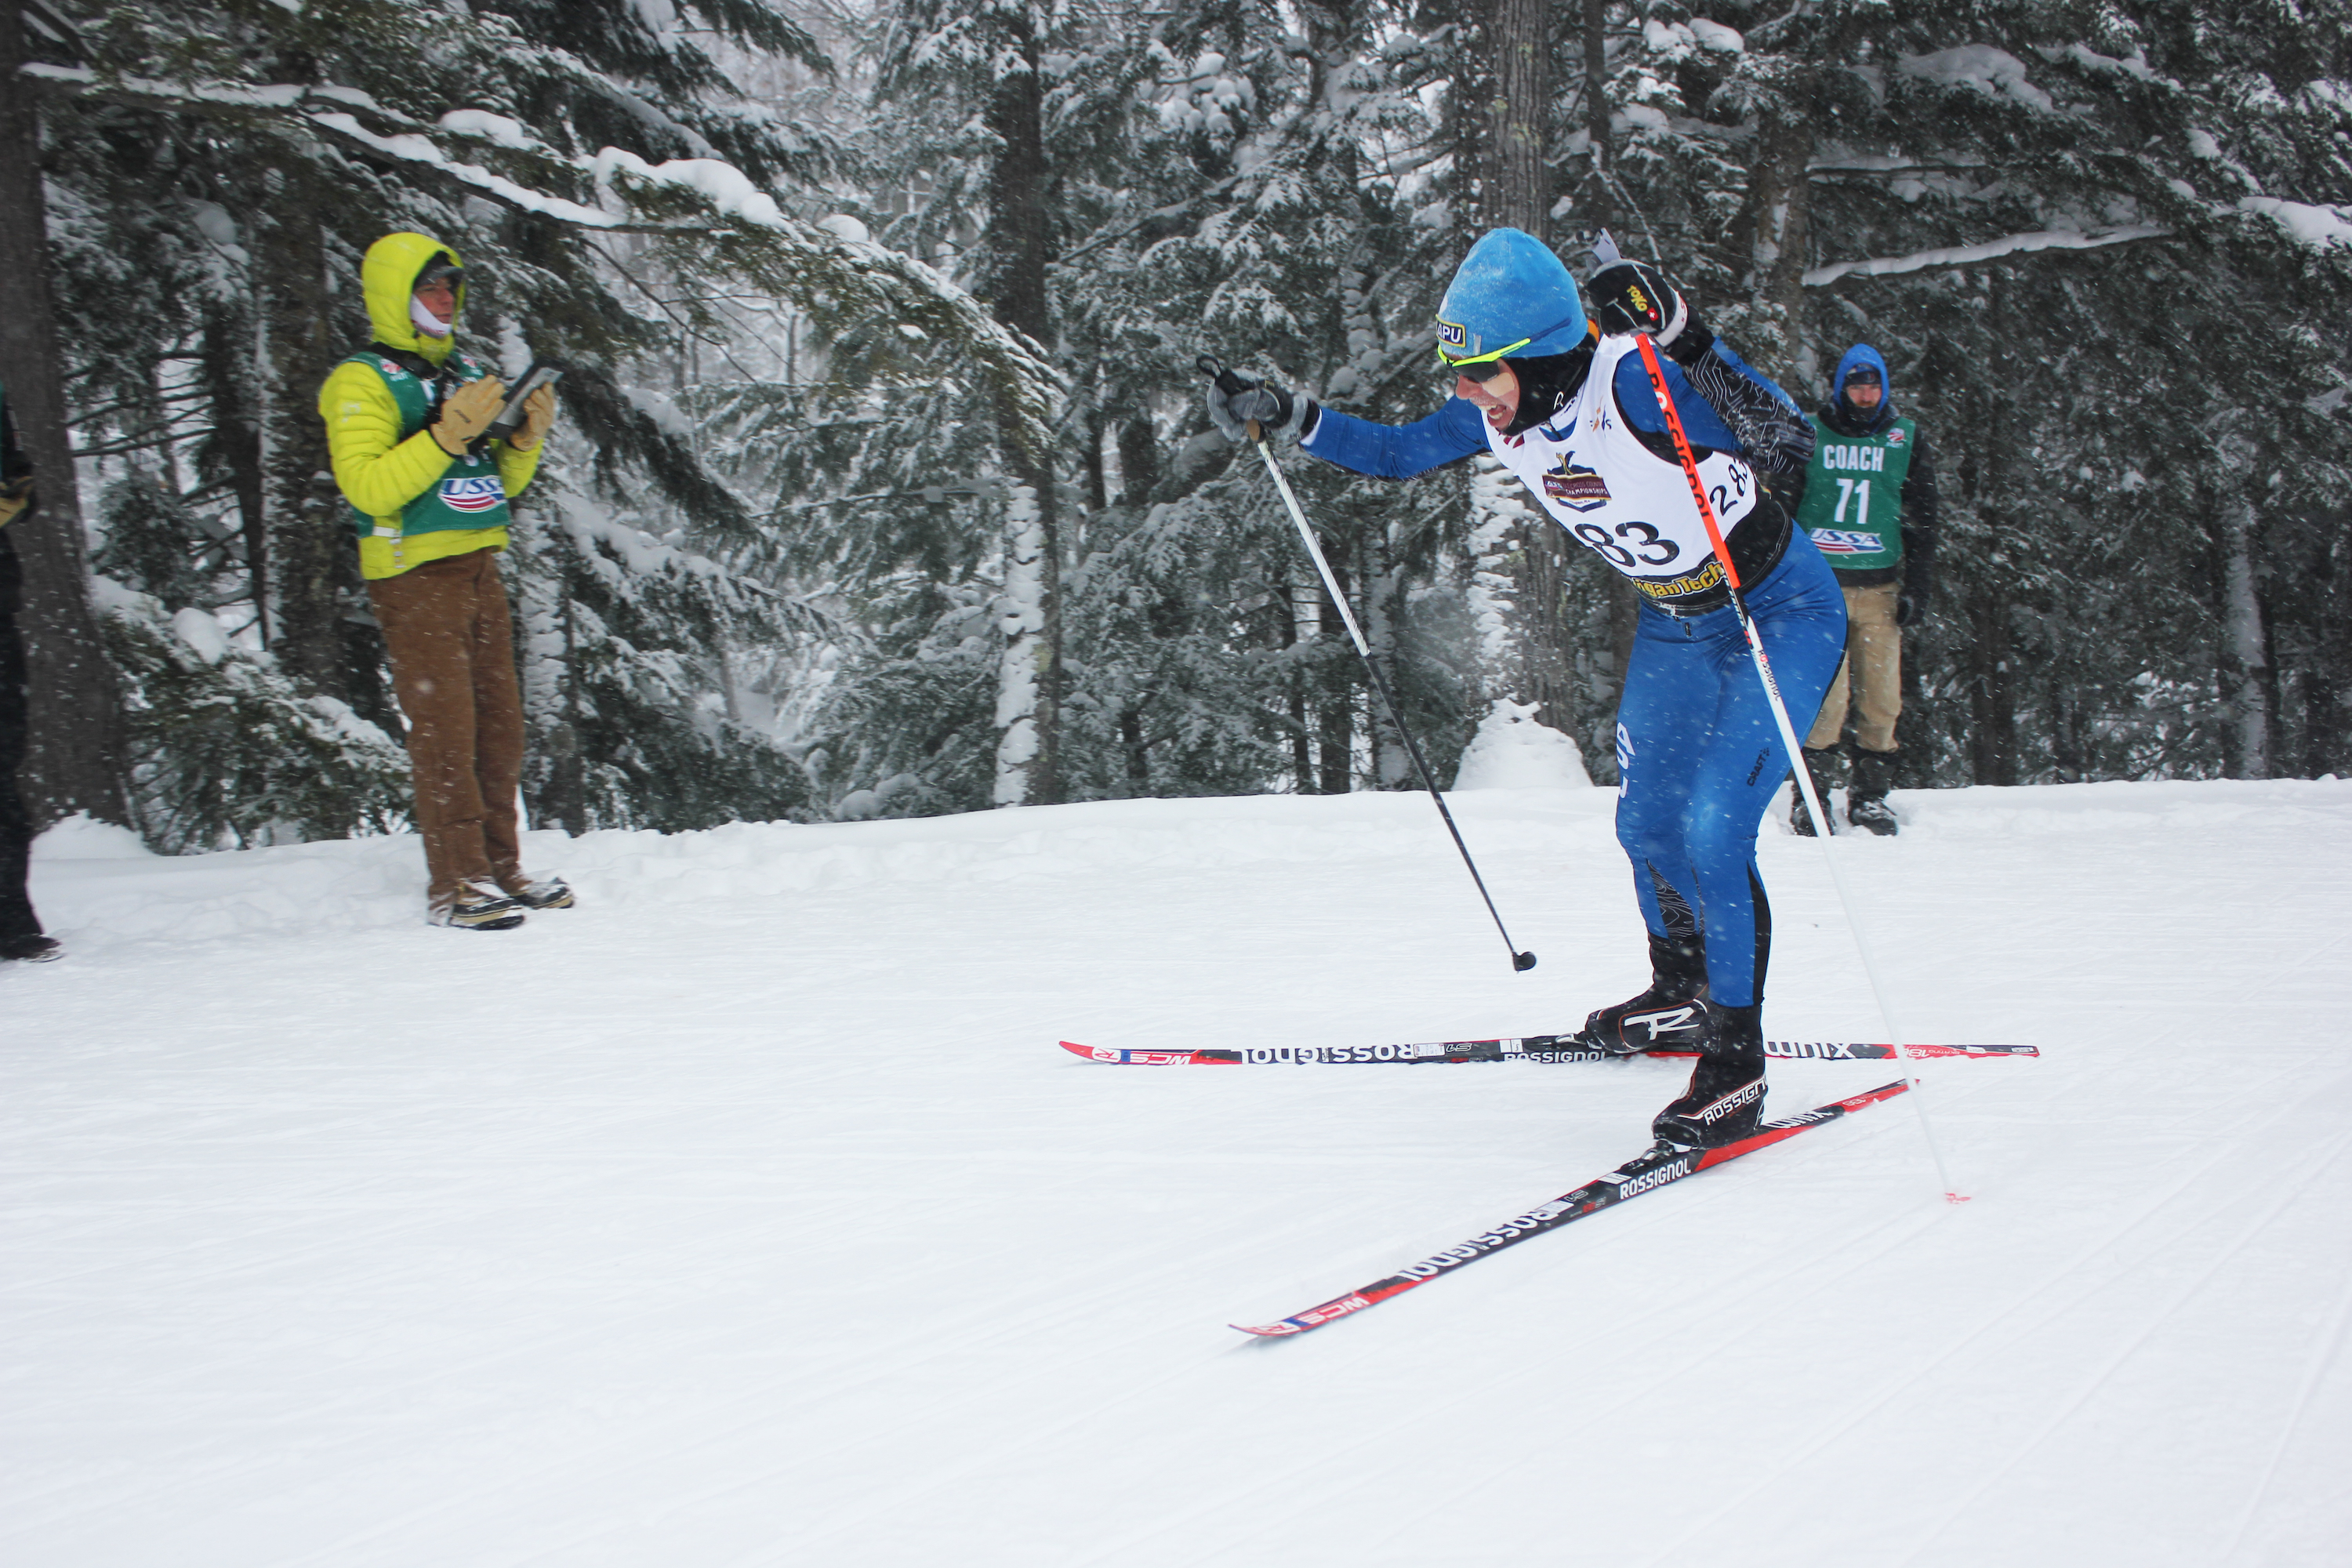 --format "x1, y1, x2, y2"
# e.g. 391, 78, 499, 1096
30, 813, 153, 862
7, 779, 2350, 1566
1452, 699, 1594, 790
